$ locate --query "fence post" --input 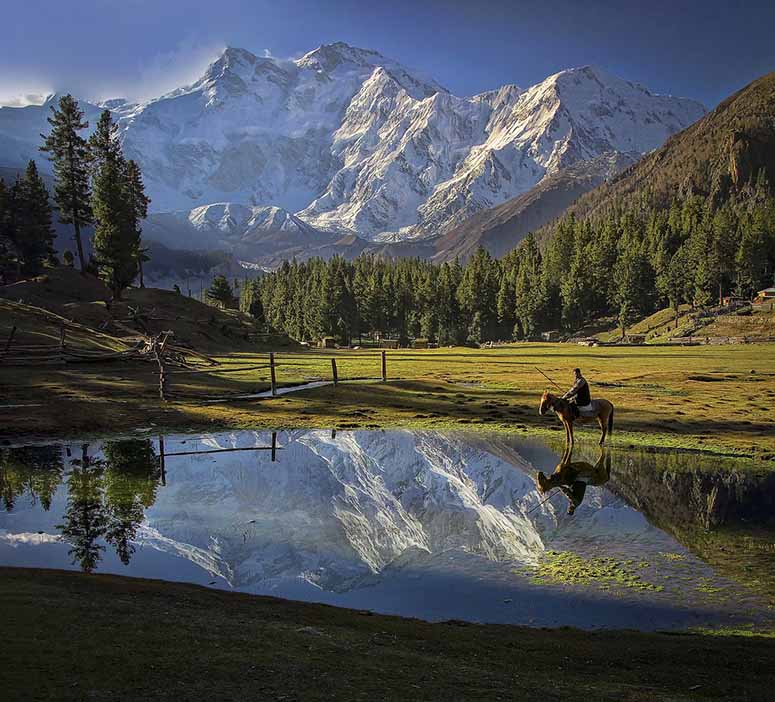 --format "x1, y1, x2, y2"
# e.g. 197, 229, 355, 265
158, 360, 167, 401
271, 431, 277, 462
269, 352, 277, 396
59, 325, 67, 362
1, 325, 16, 360
153, 337, 168, 401
159, 435, 166, 486
381, 350, 387, 382
331, 358, 338, 386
